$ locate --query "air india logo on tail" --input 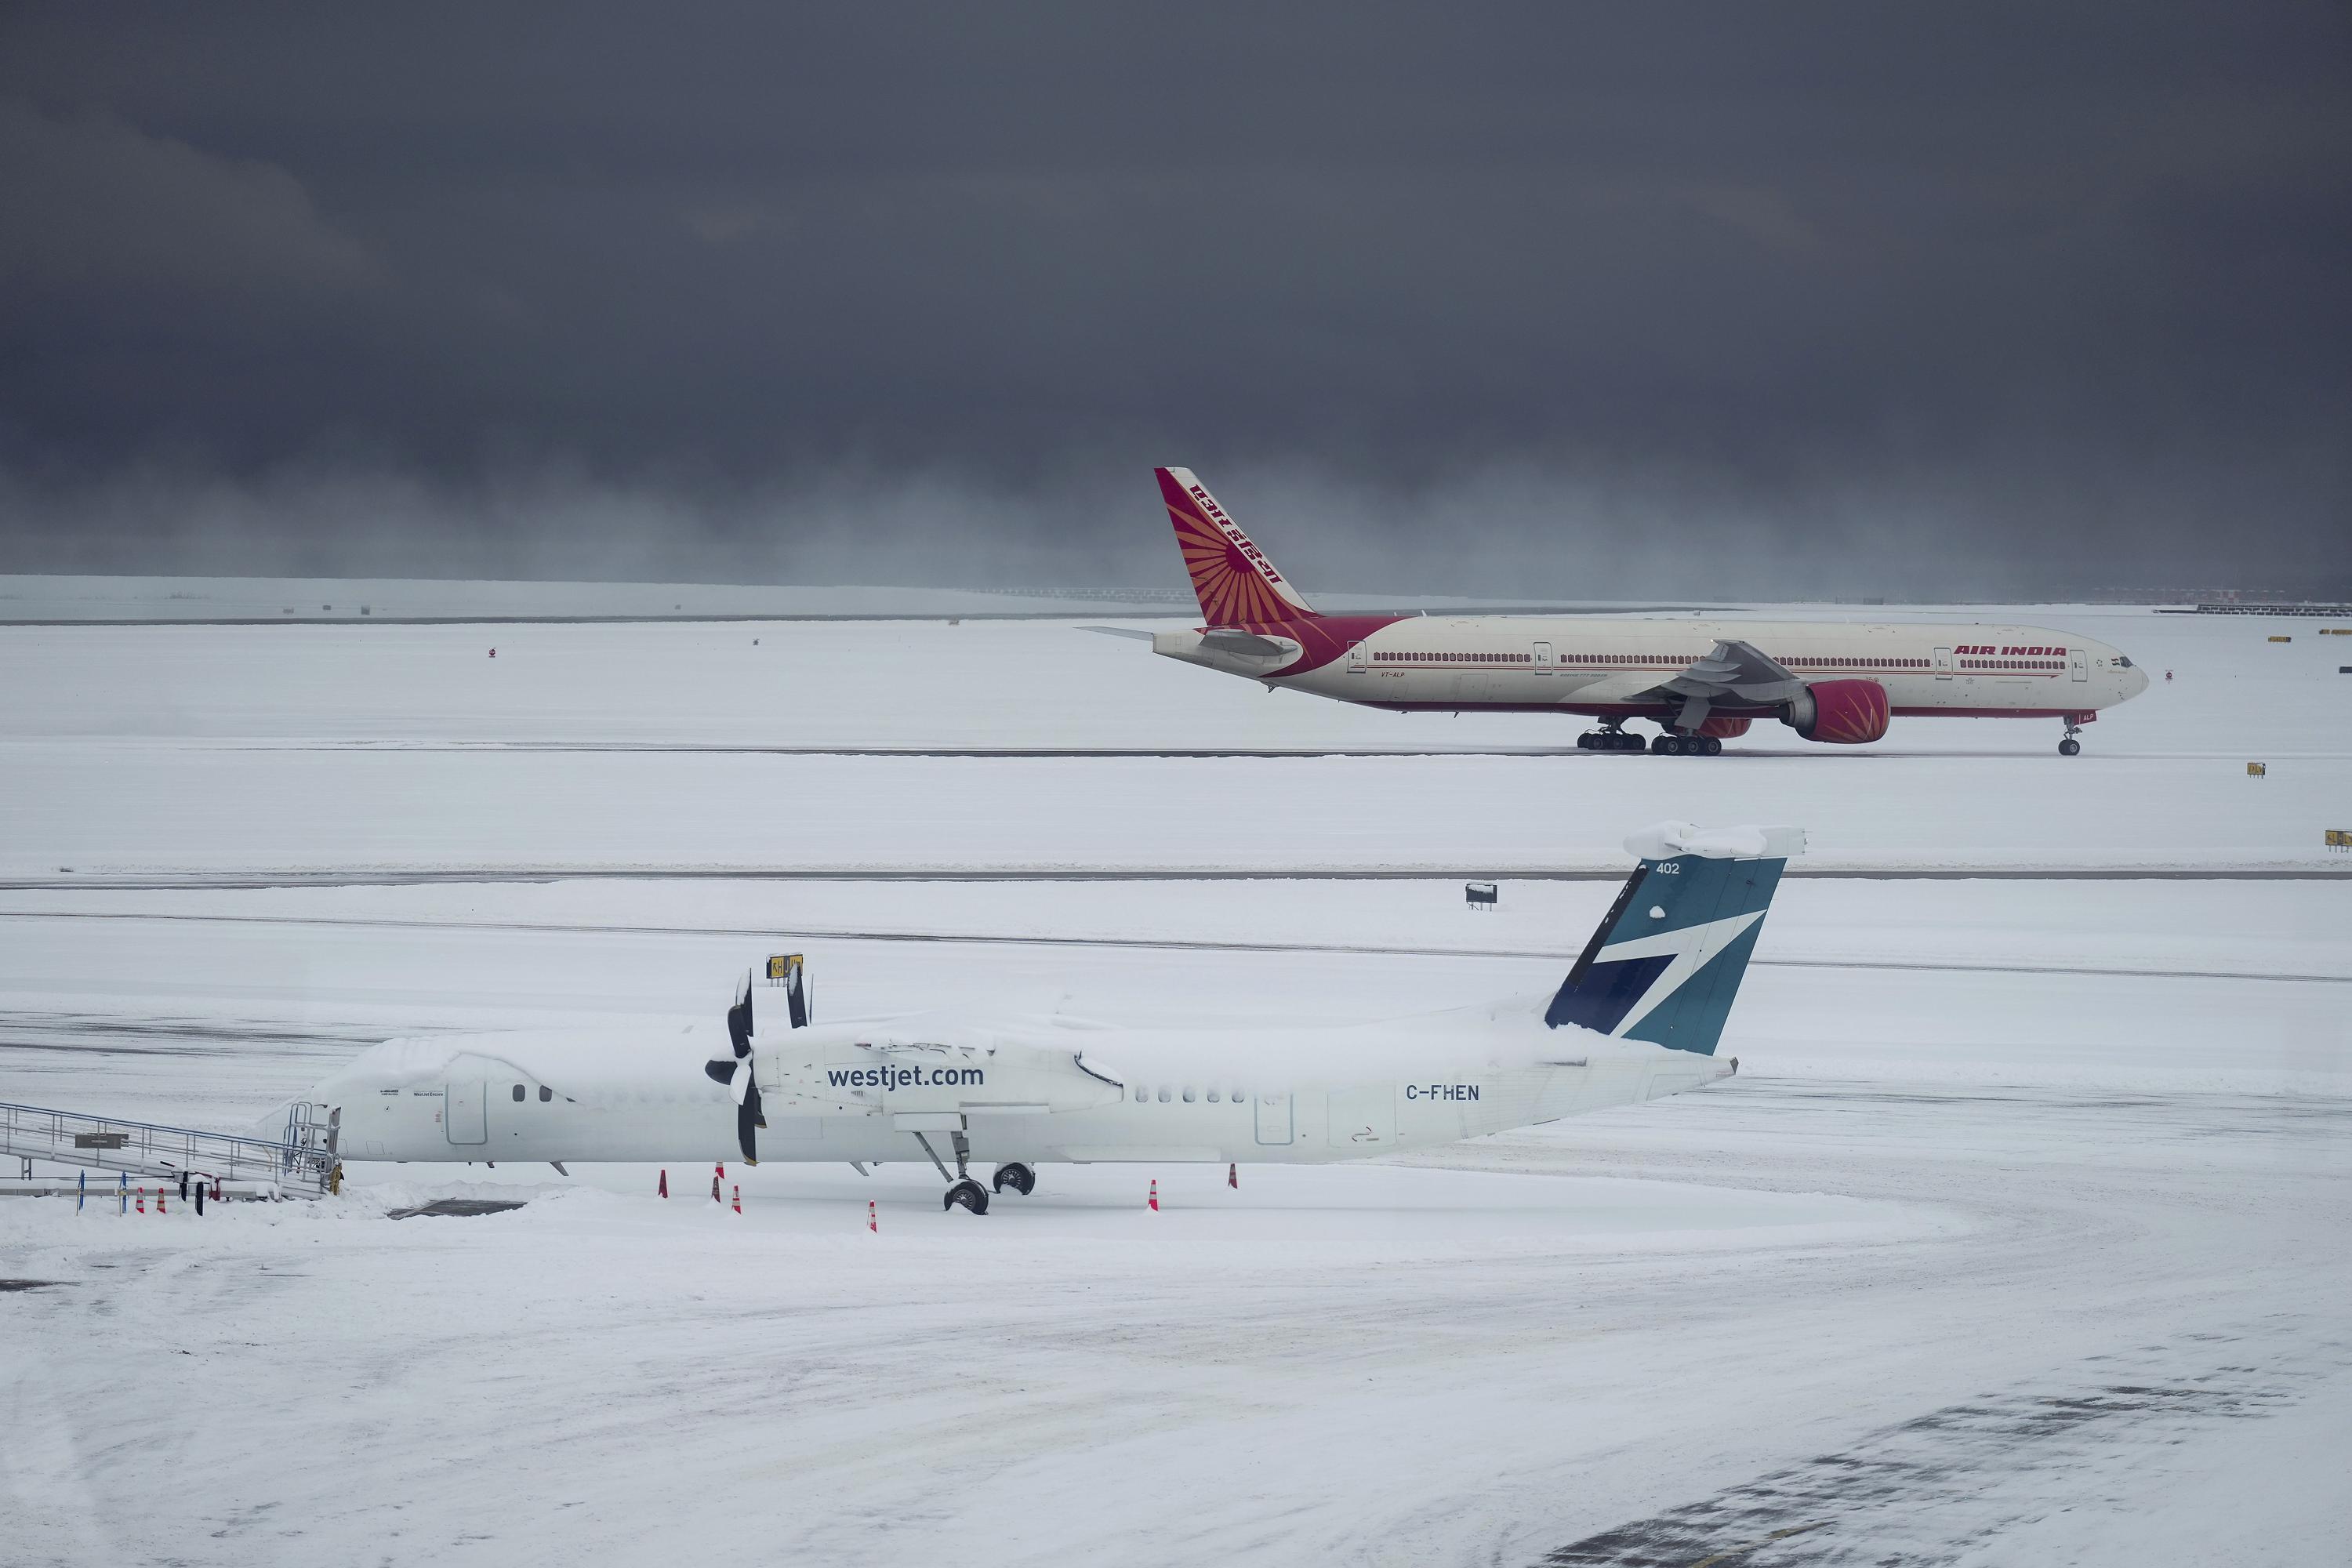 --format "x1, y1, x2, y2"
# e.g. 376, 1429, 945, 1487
1155, 466, 1318, 626
1188, 486, 1285, 586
